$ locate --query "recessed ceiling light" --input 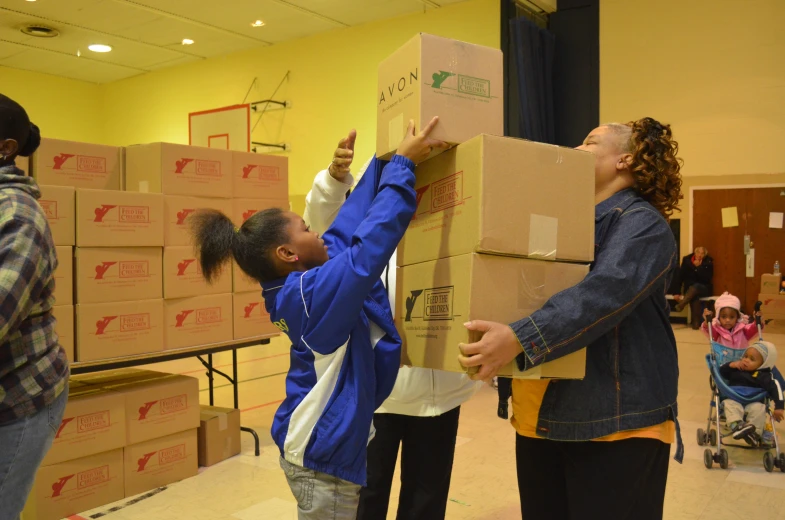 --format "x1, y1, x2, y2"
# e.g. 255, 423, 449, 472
251, 20, 265, 27
182, 38, 194, 45
26, 0, 36, 3
88, 44, 112, 53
